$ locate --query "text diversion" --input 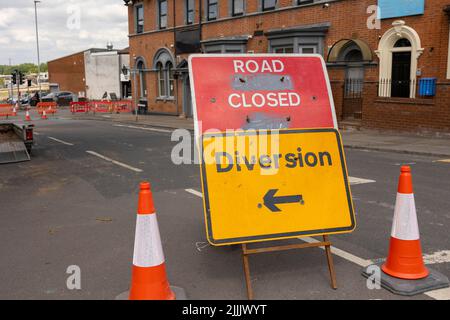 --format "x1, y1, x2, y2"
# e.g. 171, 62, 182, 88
228, 59, 301, 109
213, 148, 333, 173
